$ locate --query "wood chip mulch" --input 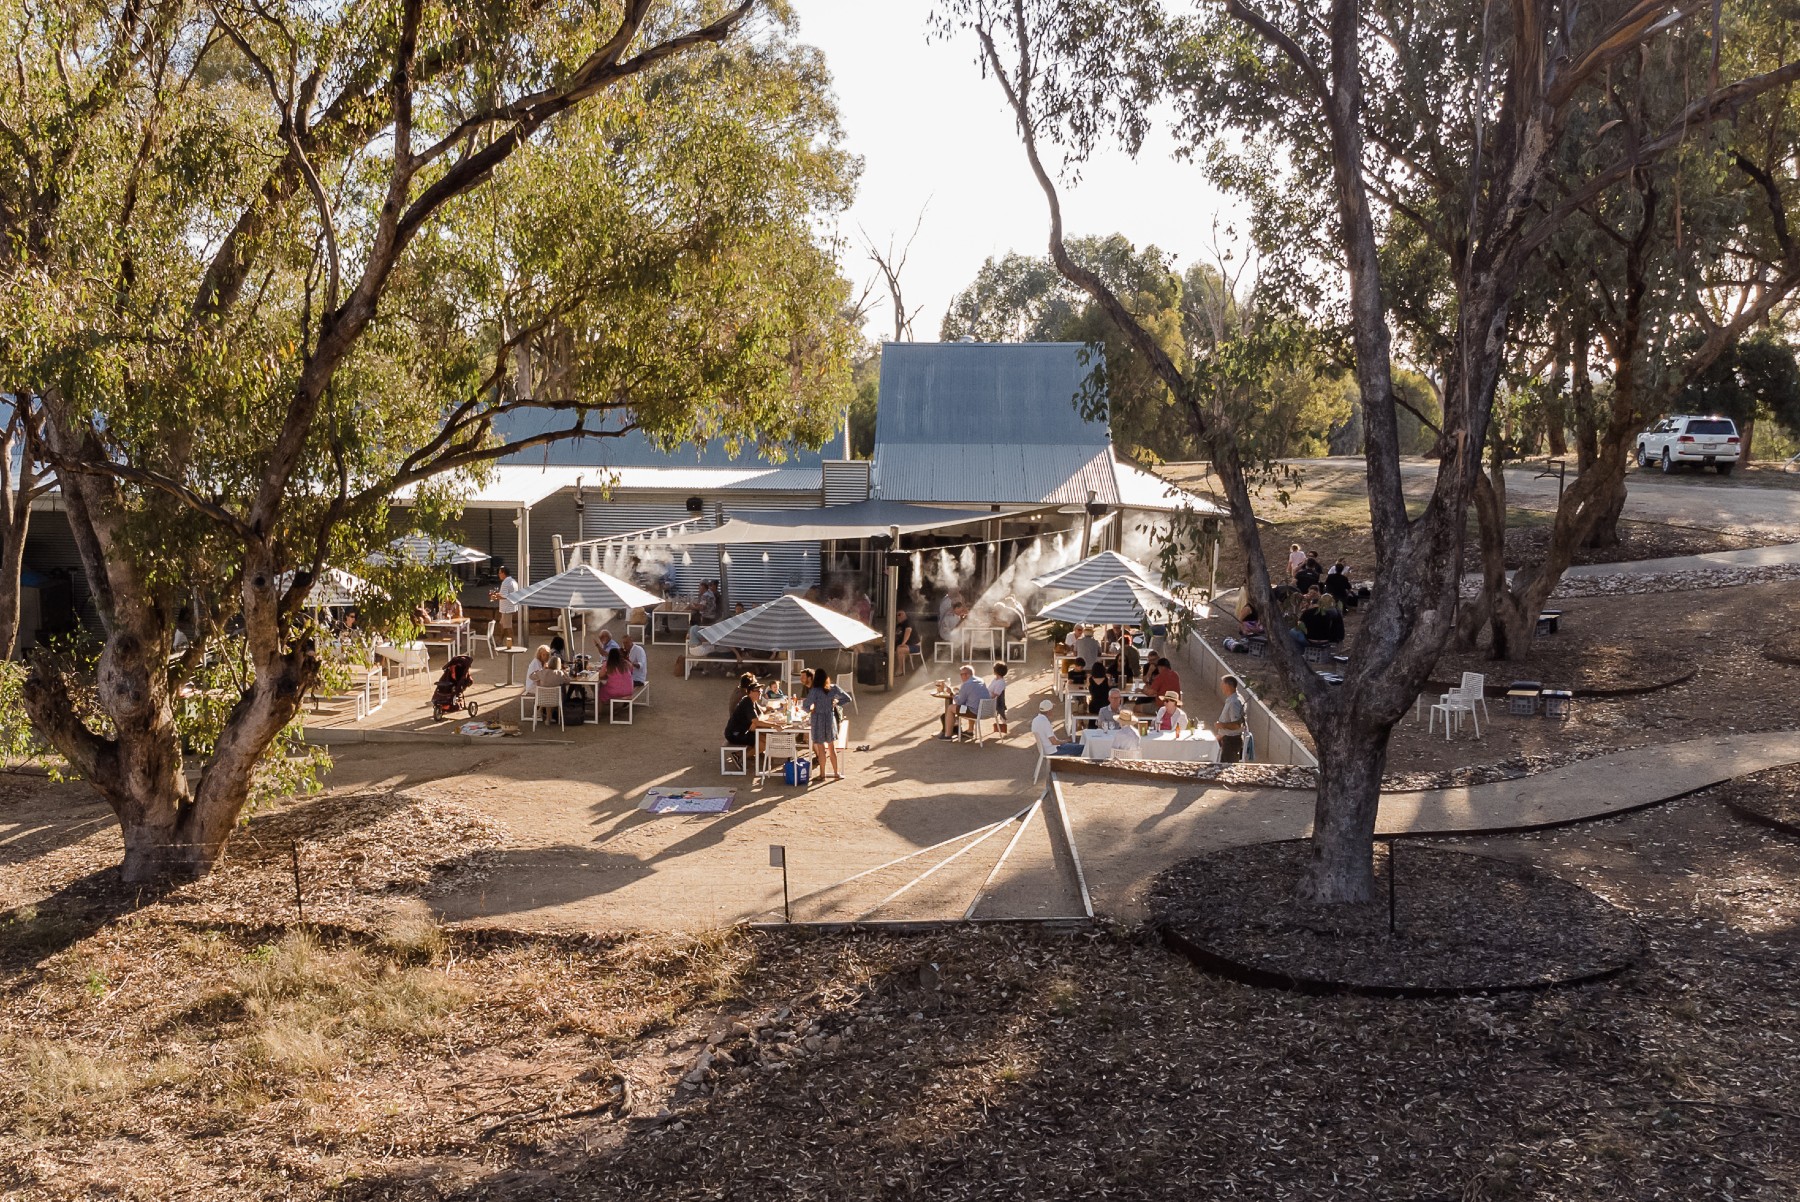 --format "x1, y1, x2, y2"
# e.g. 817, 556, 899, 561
1147, 843, 1643, 994
1714, 763, 1800, 835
